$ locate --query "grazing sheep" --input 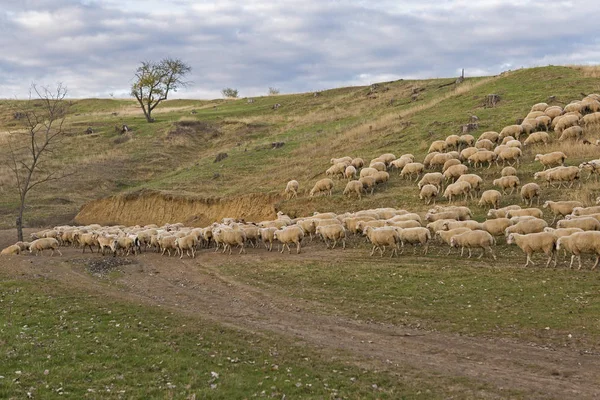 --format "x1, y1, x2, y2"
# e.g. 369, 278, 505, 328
429, 153, 458, 170
557, 231, 600, 270
501, 166, 517, 177
29, 238, 62, 256
443, 164, 468, 182
378, 153, 397, 166
359, 176, 377, 195
443, 181, 472, 203
482, 218, 513, 236
427, 219, 458, 233
1, 245, 21, 256
479, 190, 502, 209
364, 226, 400, 257
524, 131, 550, 146
573, 206, 600, 216
459, 134, 475, 148
545, 166, 581, 188
582, 112, 600, 126
506, 207, 544, 219
500, 125, 524, 140
331, 156, 352, 165
475, 139, 494, 151
428, 140, 448, 153
385, 220, 422, 229
400, 162, 425, 181
505, 139, 522, 149
543, 201, 583, 224
460, 147, 479, 162
344, 165, 357, 180
326, 163, 347, 179
175, 234, 198, 258
535, 115, 552, 131
493, 176, 520, 195
531, 102, 548, 112
456, 174, 483, 198
296, 219, 317, 241
14, 241, 31, 251
359, 167, 379, 178
309, 178, 334, 197
504, 219, 548, 236
390, 156, 412, 170
559, 125, 584, 142
521, 122, 534, 136
395, 227, 431, 255
369, 161, 387, 172
501, 136, 516, 145
423, 152, 439, 168
350, 157, 364, 169
437, 228, 471, 254
497, 147, 522, 166
579, 160, 600, 181
442, 220, 482, 231
507, 232, 556, 267
442, 158, 462, 173
468, 150, 496, 168
557, 217, 600, 231
259, 227, 278, 251
274, 225, 304, 254
374, 171, 390, 186
425, 211, 462, 222
445, 134, 461, 149
450, 230, 496, 259
78, 233, 99, 253
428, 205, 472, 220
343, 180, 365, 199
478, 131, 499, 143
316, 224, 347, 249
544, 106, 563, 119
554, 114, 580, 134
418, 172, 444, 189
520, 183, 541, 207
419, 184, 439, 205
